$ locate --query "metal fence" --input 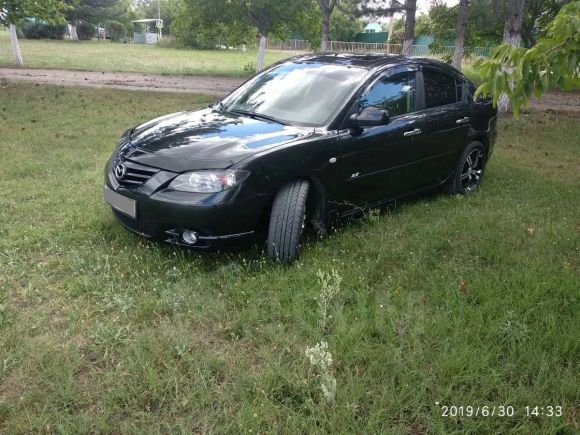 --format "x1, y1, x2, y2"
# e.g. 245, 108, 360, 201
263, 39, 494, 58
